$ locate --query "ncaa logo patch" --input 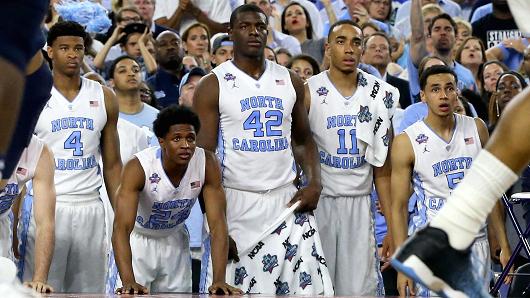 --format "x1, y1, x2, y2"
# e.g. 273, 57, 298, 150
234, 267, 248, 285
262, 254, 279, 273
